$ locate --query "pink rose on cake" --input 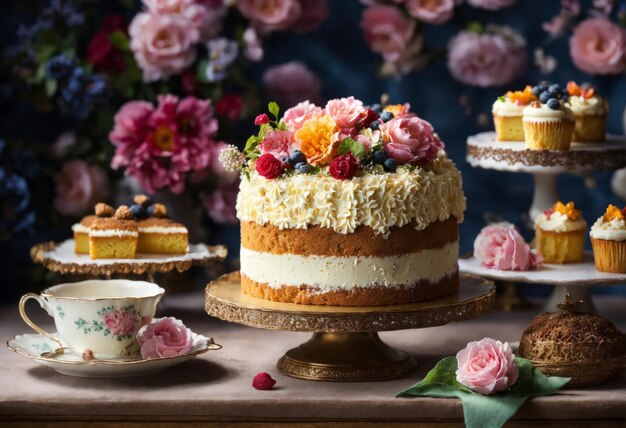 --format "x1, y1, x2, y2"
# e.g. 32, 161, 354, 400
569, 18, 626, 75
259, 130, 295, 161
137, 317, 197, 359
380, 117, 443, 164
283, 101, 324, 132
405, 0, 455, 25
360, 5, 416, 63
456, 338, 519, 395
474, 223, 542, 271
325, 97, 366, 130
